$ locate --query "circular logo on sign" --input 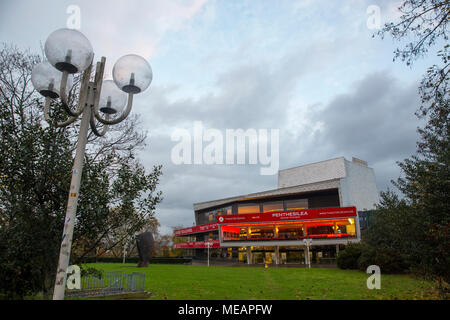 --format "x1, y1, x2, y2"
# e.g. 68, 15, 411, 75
218, 216, 224, 222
